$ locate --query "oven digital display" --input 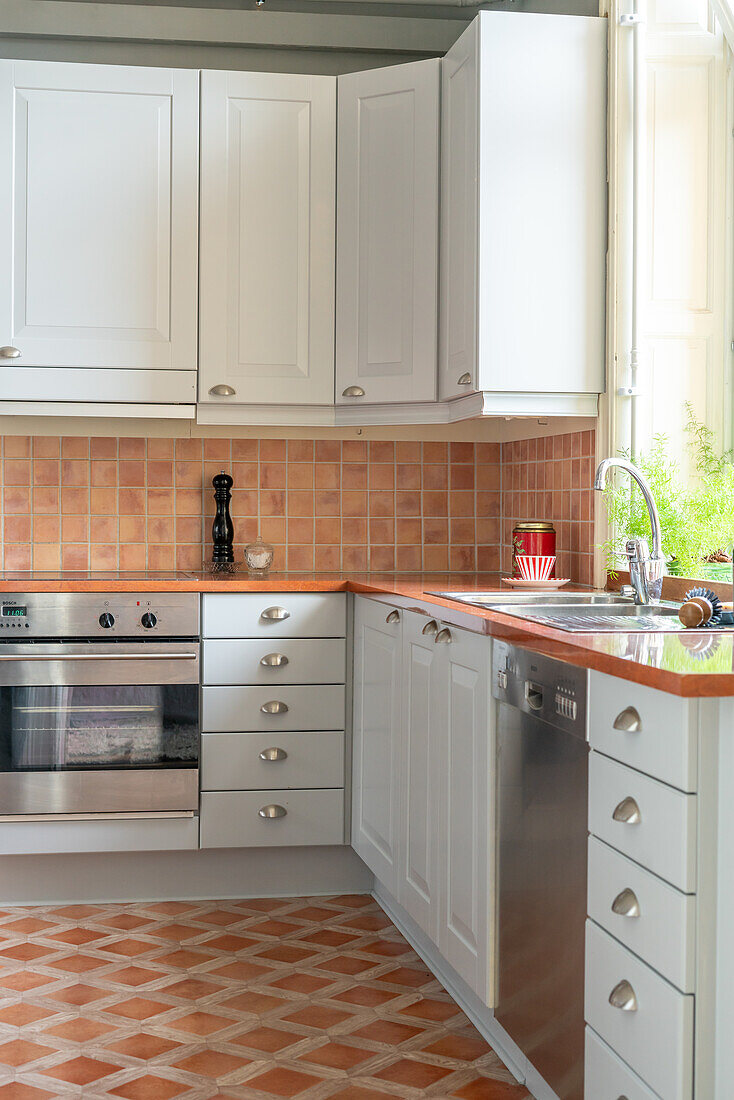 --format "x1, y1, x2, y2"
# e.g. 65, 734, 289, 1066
2, 606, 27, 617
